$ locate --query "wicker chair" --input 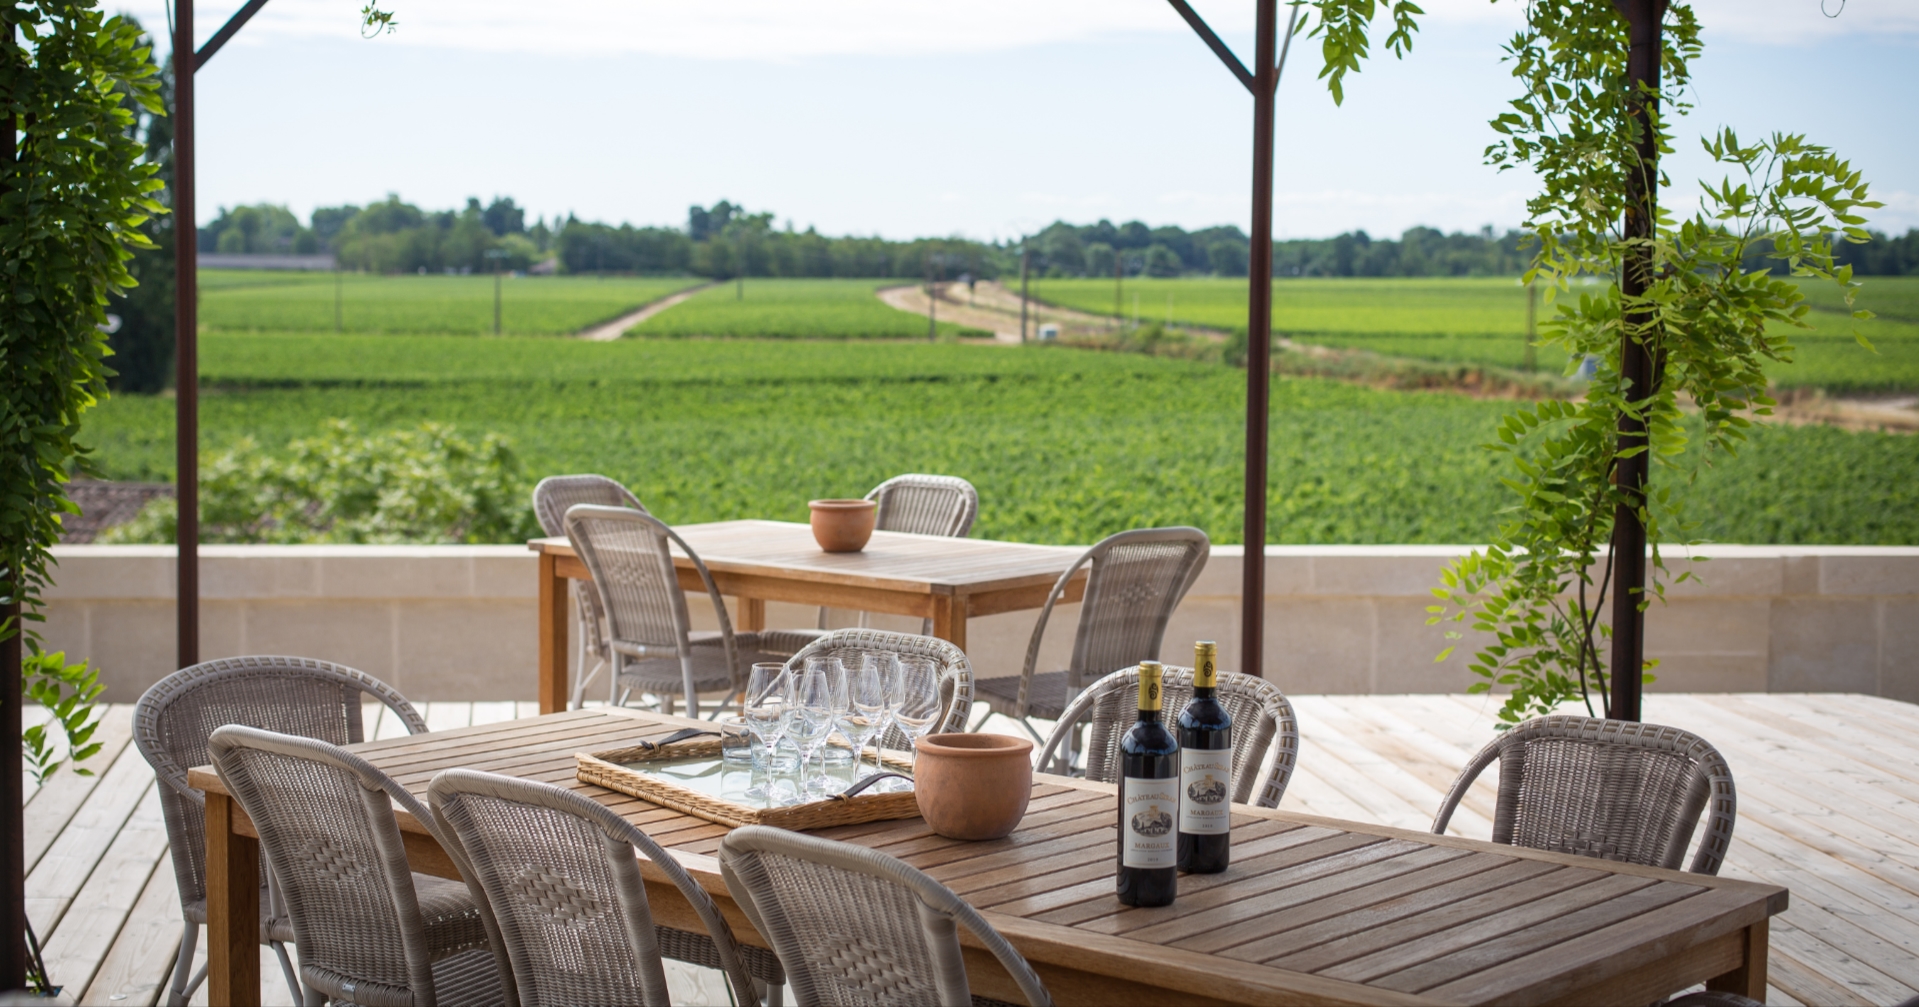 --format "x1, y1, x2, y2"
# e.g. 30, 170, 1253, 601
1430, 715, 1738, 876
719, 826, 1052, 1007
207, 725, 511, 1007
784, 630, 973, 750
1035, 664, 1298, 807
133, 655, 429, 1006
532, 474, 647, 708
973, 527, 1210, 742
564, 504, 786, 718
428, 769, 785, 1006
